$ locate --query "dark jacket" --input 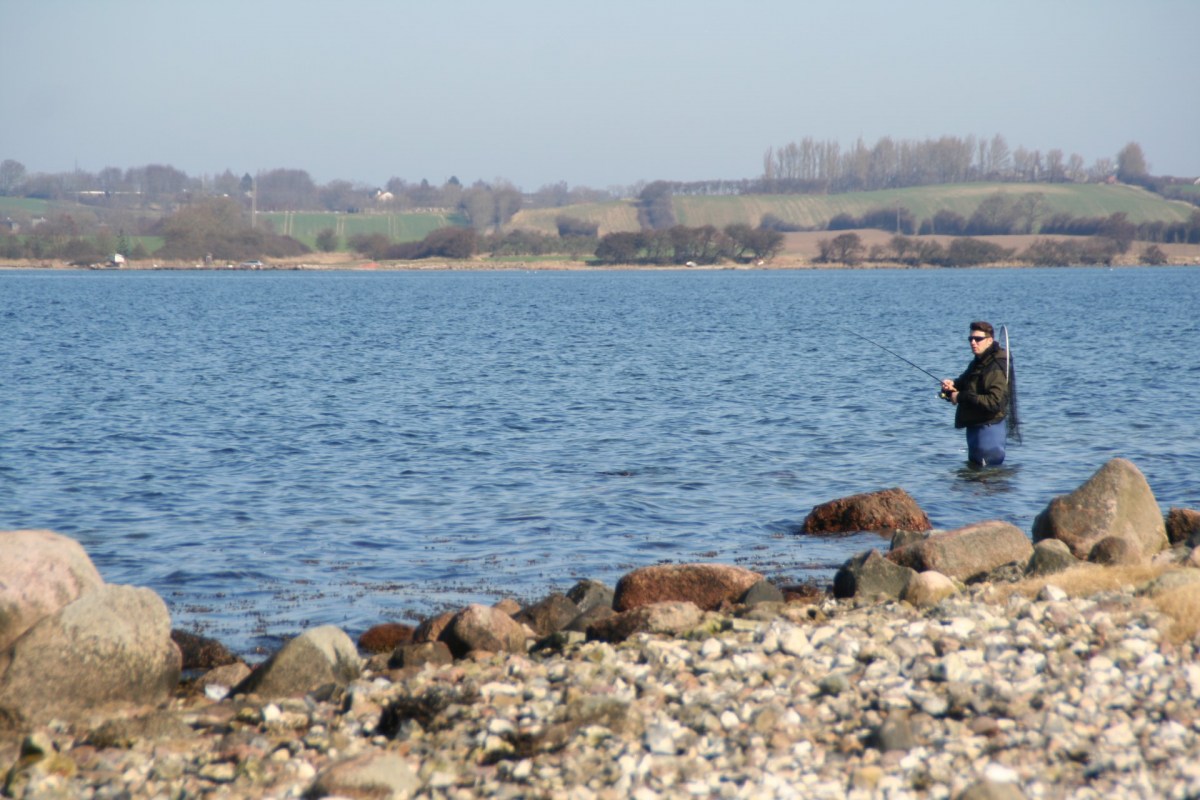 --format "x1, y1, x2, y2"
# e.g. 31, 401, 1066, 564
952, 344, 1010, 429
